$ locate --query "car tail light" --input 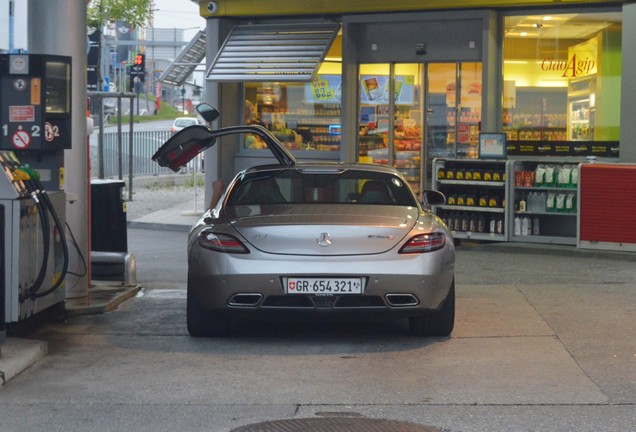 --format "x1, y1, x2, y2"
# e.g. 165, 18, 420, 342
399, 232, 446, 254
197, 229, 249, 254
